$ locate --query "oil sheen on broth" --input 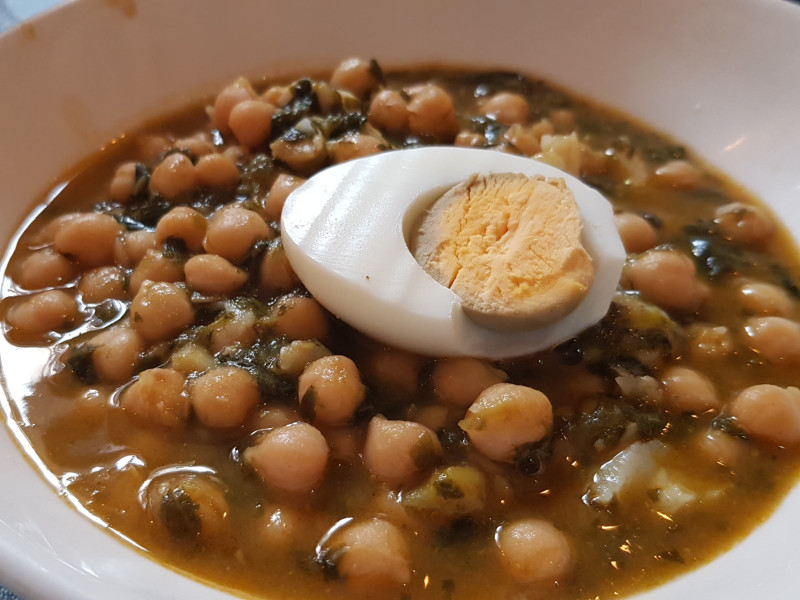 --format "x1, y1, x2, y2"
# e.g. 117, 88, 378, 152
2, 59, 800, 600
